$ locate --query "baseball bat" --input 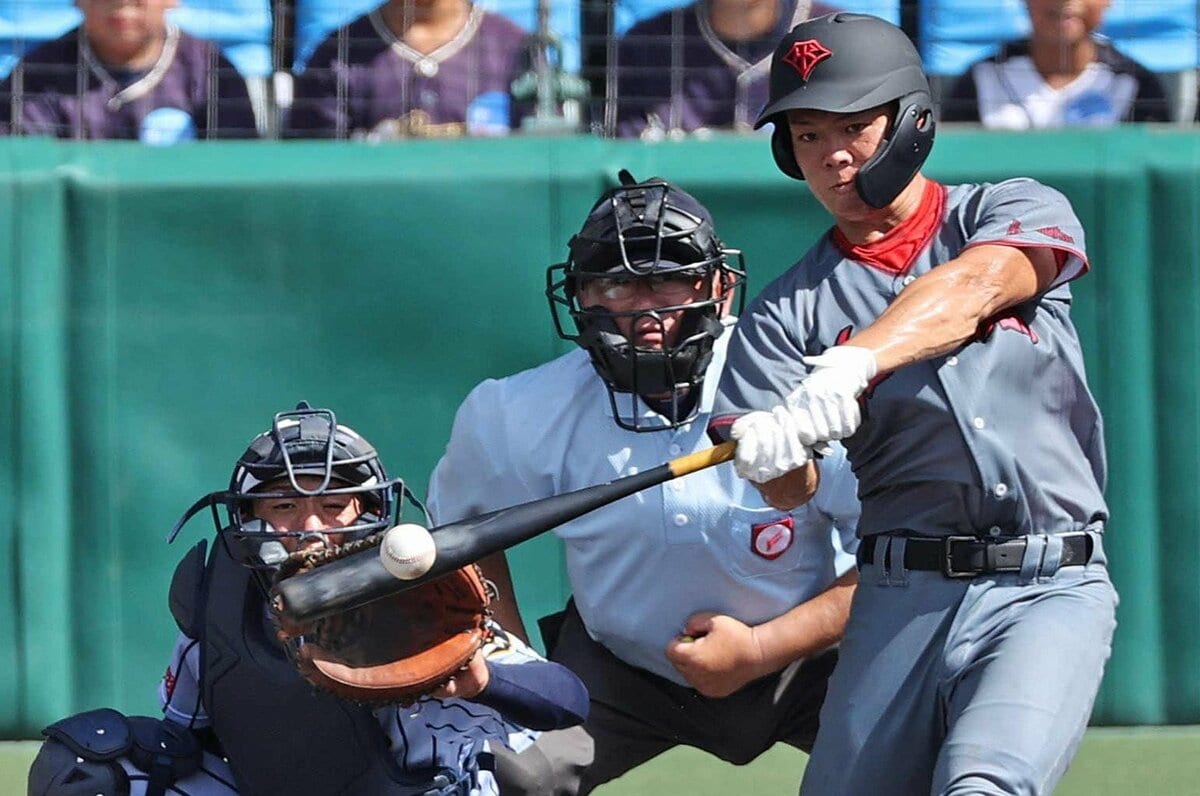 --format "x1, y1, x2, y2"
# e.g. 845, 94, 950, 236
273, 440, 736, 624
